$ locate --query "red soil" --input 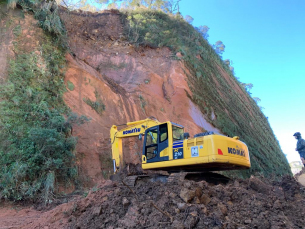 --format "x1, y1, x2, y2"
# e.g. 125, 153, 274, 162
60, 9, 220, 186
